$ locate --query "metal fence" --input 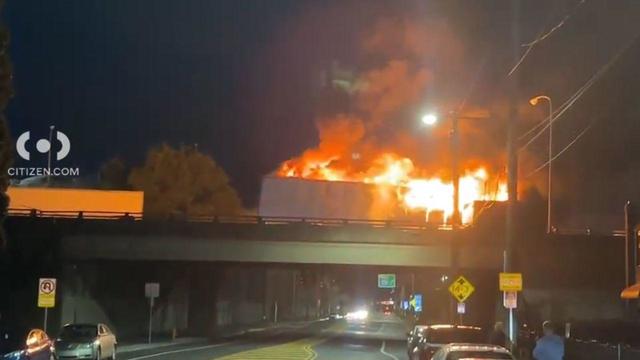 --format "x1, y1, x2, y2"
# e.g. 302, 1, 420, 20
566, 339, 640, 360
7, 208, 455, 231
